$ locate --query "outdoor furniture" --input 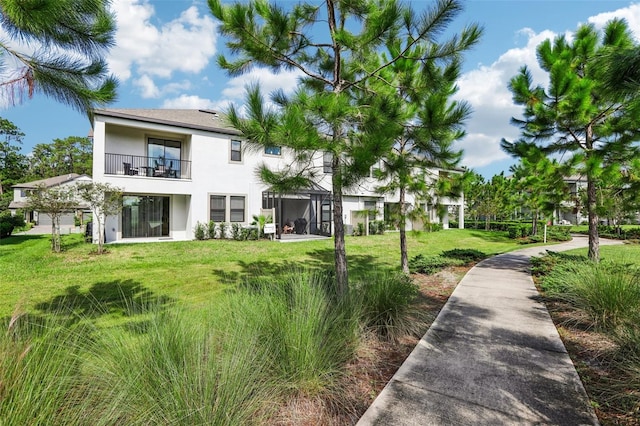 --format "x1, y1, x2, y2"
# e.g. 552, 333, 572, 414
294, 218, 307, 234
123, 162, 139, 175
